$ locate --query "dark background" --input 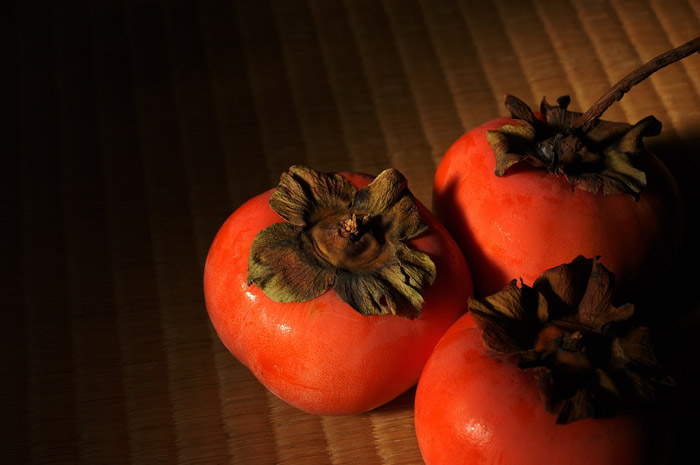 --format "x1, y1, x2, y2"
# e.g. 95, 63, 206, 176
3, 0, 700, 463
